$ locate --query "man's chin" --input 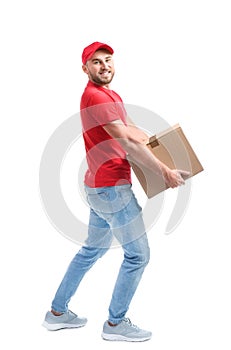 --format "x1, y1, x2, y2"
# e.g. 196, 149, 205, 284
100, 76, 113, 84
91, 74, 114, 86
